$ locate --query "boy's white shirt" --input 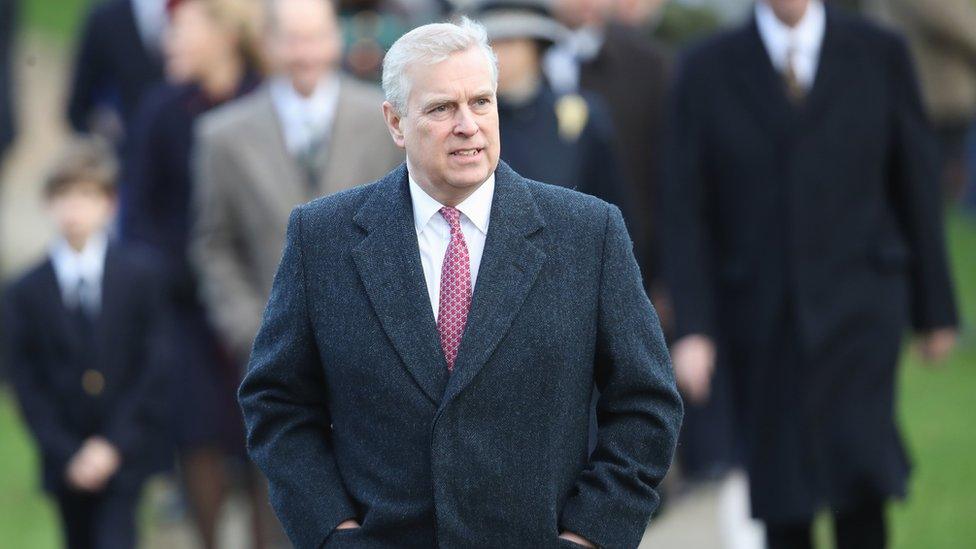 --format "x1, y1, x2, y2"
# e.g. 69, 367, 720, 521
49, 231, 108, 313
